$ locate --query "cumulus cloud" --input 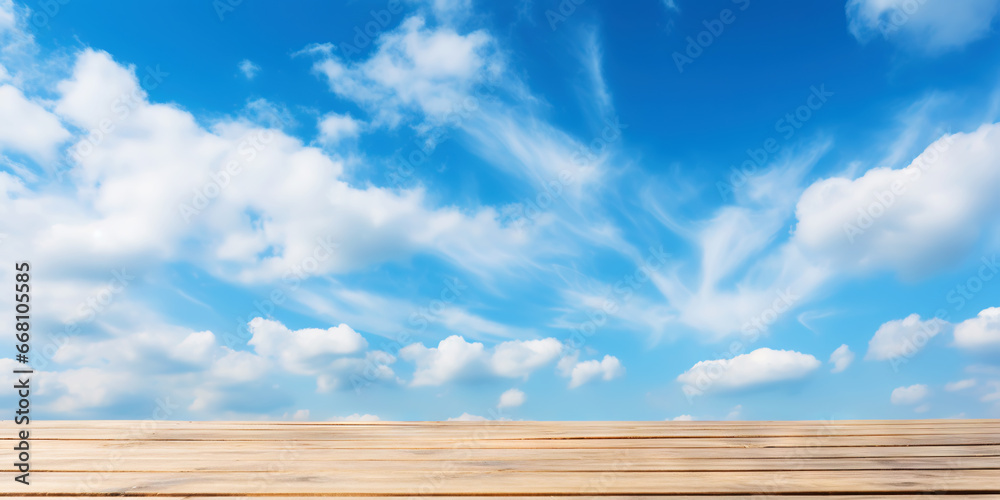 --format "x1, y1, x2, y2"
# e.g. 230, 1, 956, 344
317, 112, 362, 145
795, 124, 1000, 278
677, 348, 820, 396
0, 84, 70, 161
42, 367, 139, 413
865, 314, 948, 361
954, 307, 1000, 350
400, 335, 563, 386
30, 314, 393, 416
846, 0, 1000, 52
497, 388, 525, 408
16, 48, 532, 283
562, 355, 624, 389
672, 414, 694, 421
248, 317, 367, 374
891, 384, 929, 405
828, 344, 854, 373
209, 348, 270, 383
55, 49, 147, 130
54, 326, 216, 372
307, 16, 499, 126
